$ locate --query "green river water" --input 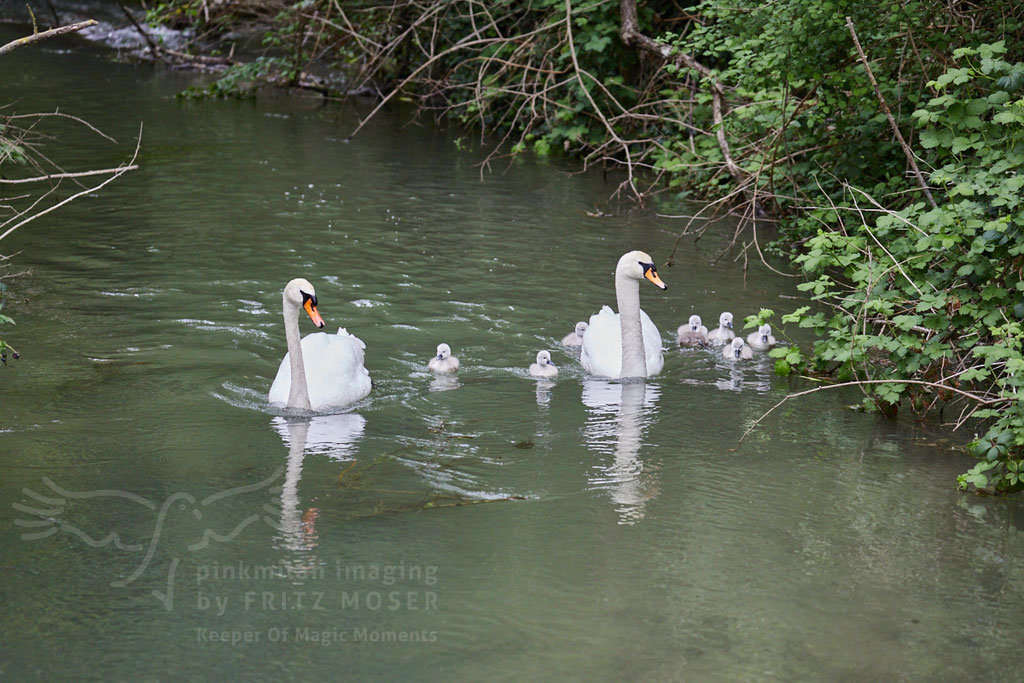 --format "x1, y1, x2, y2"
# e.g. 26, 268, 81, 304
1, 25, 1023, 680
